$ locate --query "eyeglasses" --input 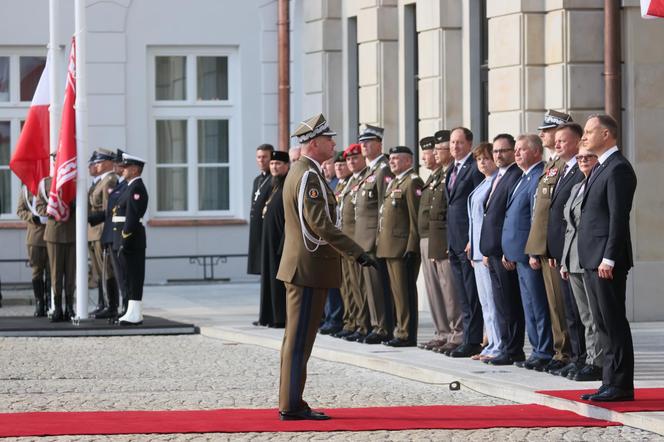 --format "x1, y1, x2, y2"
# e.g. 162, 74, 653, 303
493, 148, 513, 154
576, 154, 598, 161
